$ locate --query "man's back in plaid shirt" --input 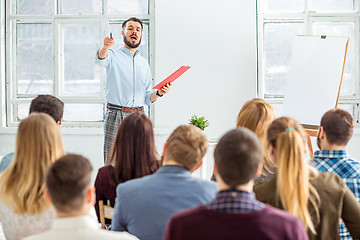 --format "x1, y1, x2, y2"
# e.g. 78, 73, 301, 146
312, 108, 360, 240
